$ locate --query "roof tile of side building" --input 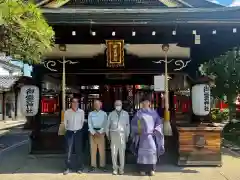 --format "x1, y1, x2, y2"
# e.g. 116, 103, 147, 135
0, 76, 20, 91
